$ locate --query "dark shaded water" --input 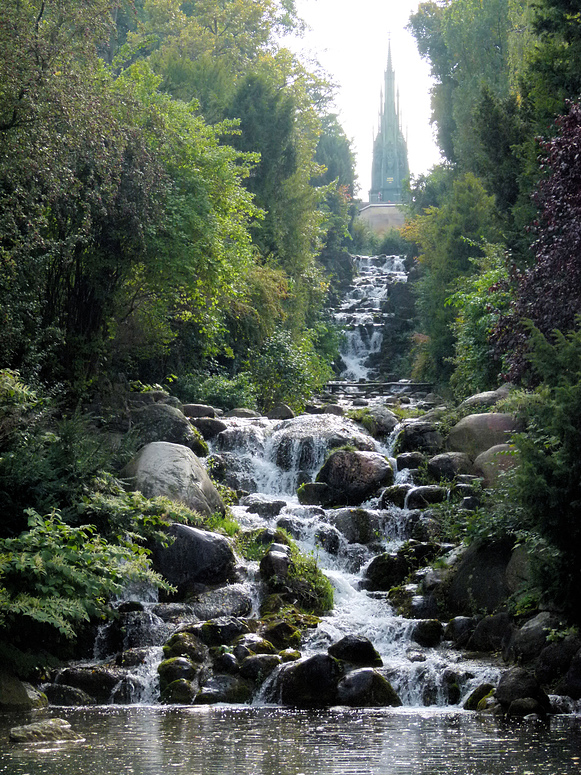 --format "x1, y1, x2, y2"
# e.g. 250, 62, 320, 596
2, 706, 580, 775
